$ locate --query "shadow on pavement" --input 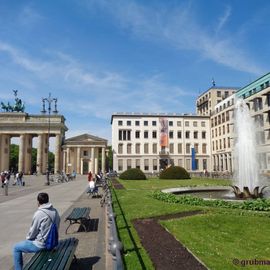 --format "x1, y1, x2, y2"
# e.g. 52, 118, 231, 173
70, 256, 100, 270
